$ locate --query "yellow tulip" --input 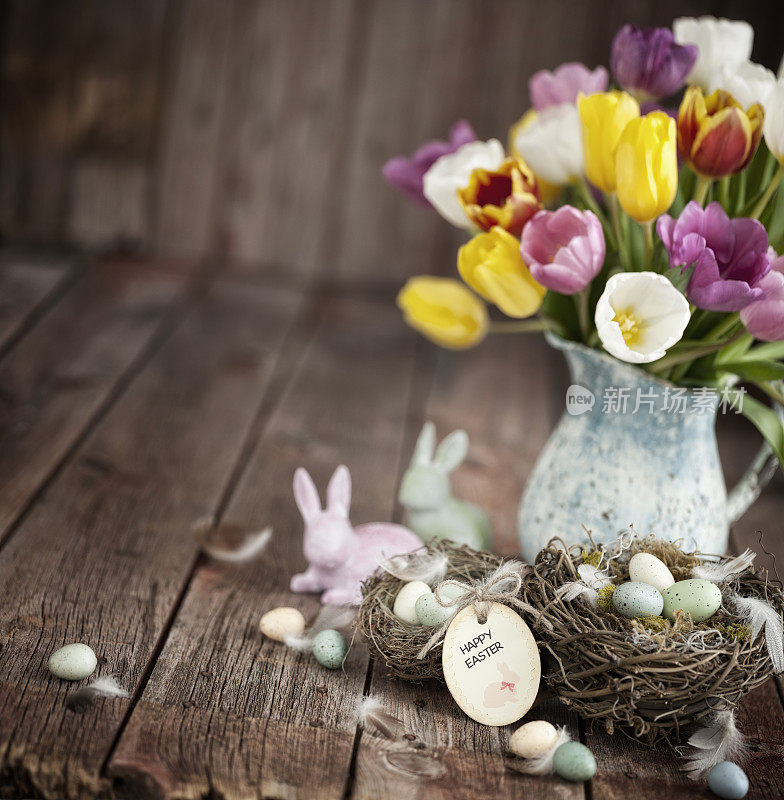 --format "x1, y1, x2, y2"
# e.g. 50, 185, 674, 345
615, 111, 678, 223
397, 277, 488, 349
578, 91, 640, 193
458, 227, 545, 318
